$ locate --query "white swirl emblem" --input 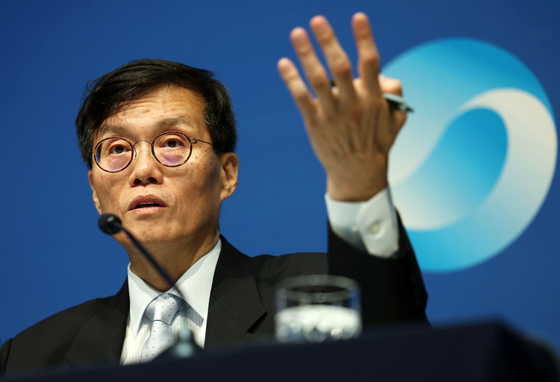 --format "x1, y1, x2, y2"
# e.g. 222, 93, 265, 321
384, 39, 557, 272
